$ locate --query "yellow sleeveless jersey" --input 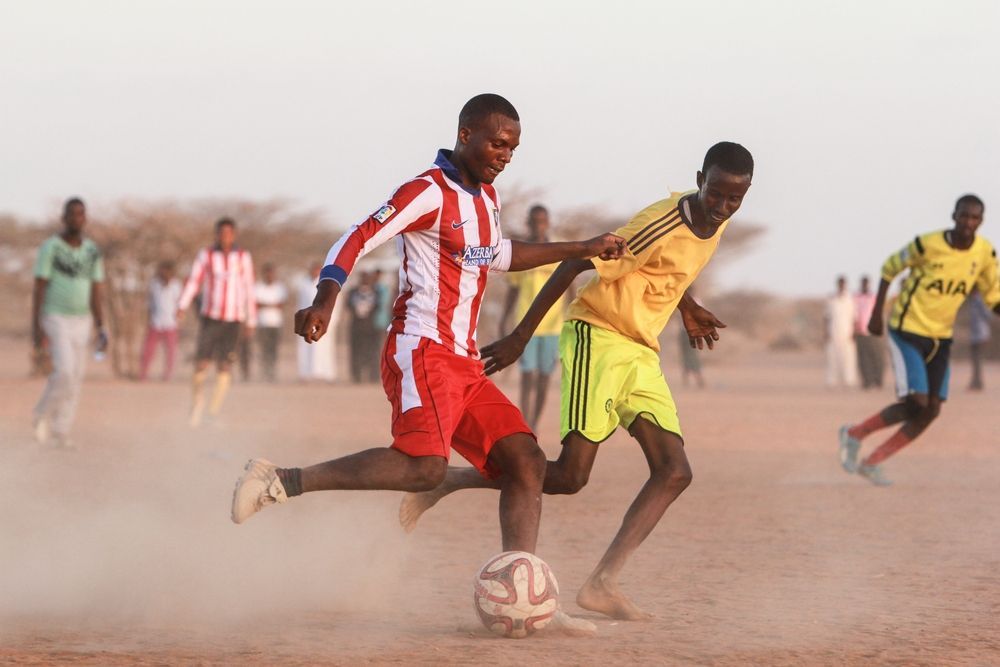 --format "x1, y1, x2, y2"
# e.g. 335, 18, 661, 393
884, 230, 1000, 339
567, 191, 727, 351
